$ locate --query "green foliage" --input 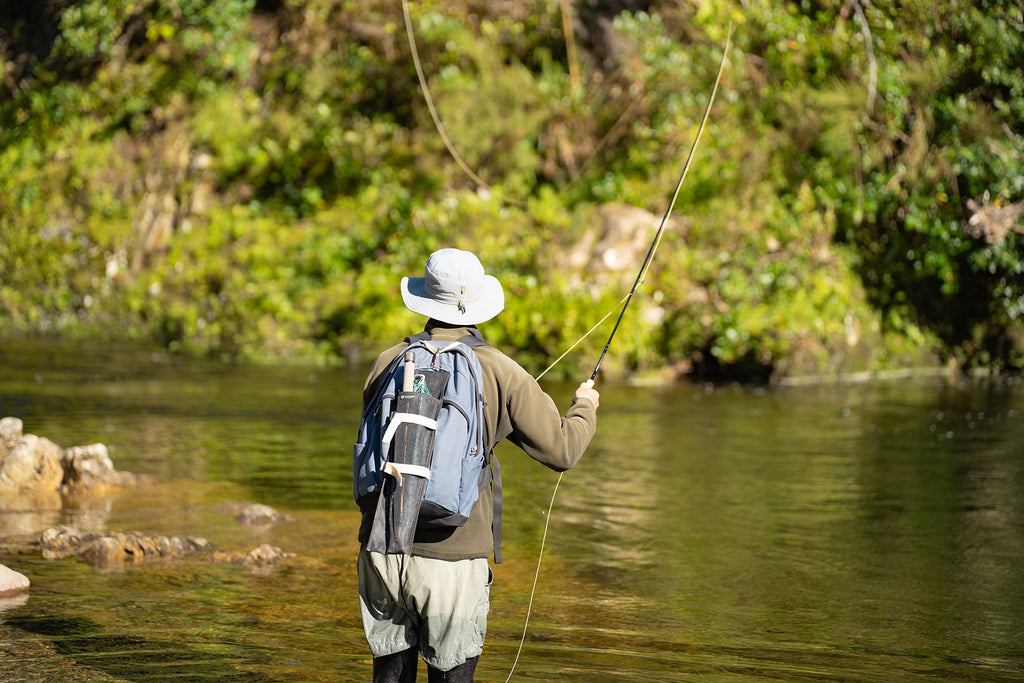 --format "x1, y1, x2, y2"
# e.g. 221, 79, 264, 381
813, 1, 1024, 370
1, 0, 1022, 380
